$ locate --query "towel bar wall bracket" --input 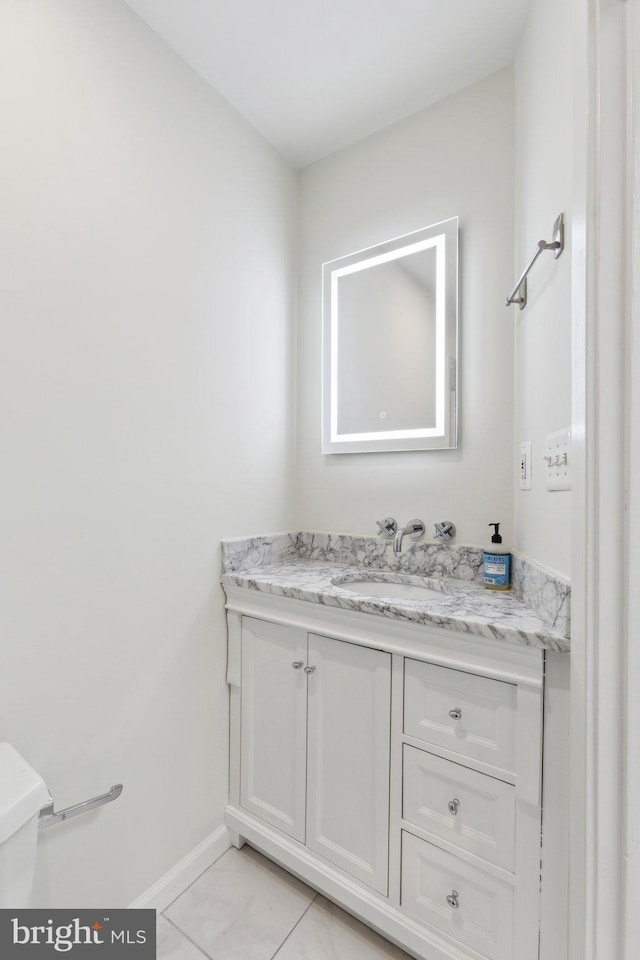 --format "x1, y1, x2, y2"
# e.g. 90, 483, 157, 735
506, 213, 564, 309
38, 783, 123, 830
